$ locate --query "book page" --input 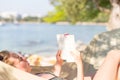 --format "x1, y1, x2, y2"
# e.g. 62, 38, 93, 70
57, 34, 76, 62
